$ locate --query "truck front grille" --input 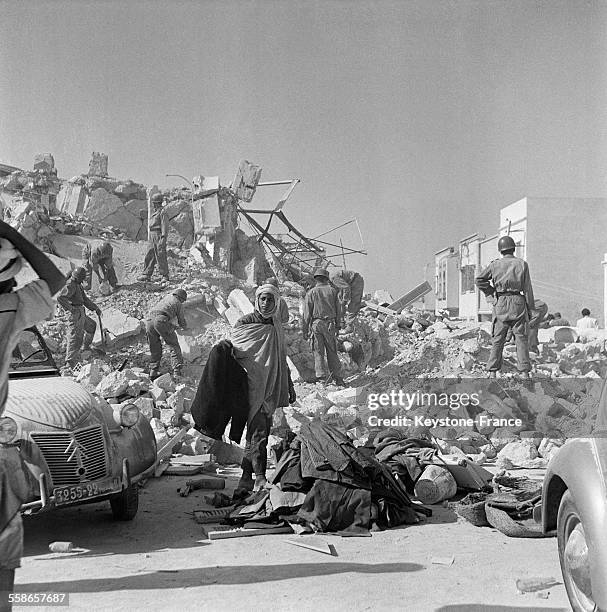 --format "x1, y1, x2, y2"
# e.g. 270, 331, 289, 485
31, 425, 109, 486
